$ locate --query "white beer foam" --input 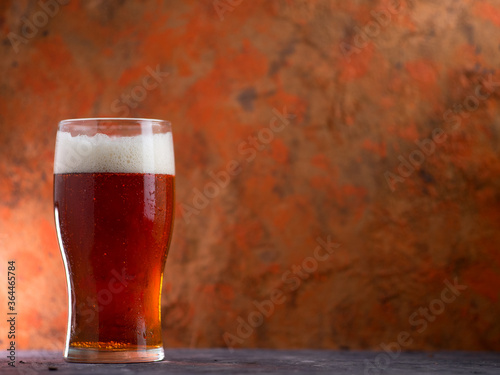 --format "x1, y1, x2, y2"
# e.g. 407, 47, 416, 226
54, 132, 175, 174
